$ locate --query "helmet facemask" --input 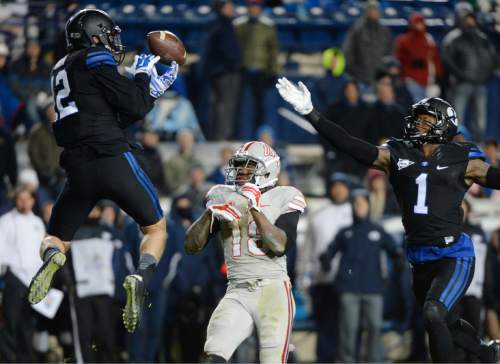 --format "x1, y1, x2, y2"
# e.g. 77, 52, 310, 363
97, 25, 125, 64
403, 101, 458, 145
